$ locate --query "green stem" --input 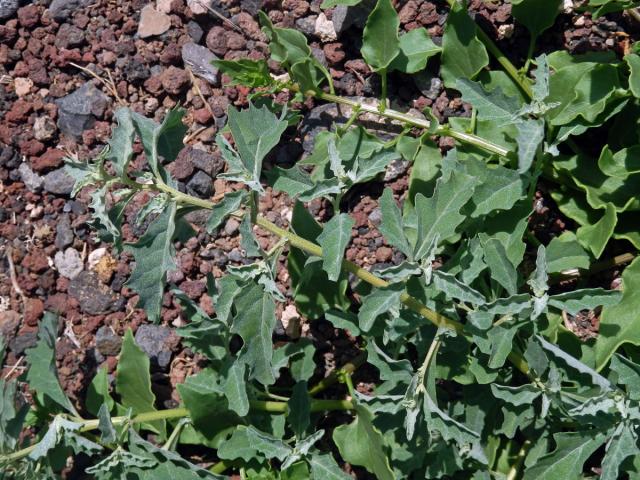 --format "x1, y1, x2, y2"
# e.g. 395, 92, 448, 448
291, 86, 510, 158
309, 352, 367, 396
210, 459, 232, 474
379, 68, 388, 113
